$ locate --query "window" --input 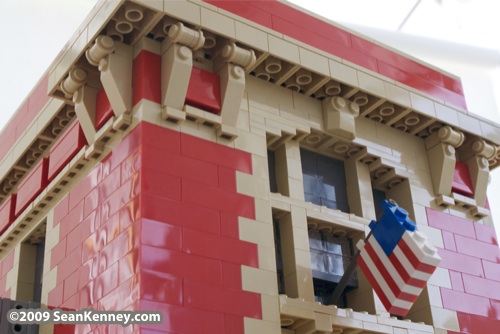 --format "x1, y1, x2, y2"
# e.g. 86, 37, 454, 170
372, 188, 387, 221
273, 218, 285, 295
17, 226, 45, 303
308, 223, 357, 307
268, 150, 278, 193
301, 149, 349, 213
